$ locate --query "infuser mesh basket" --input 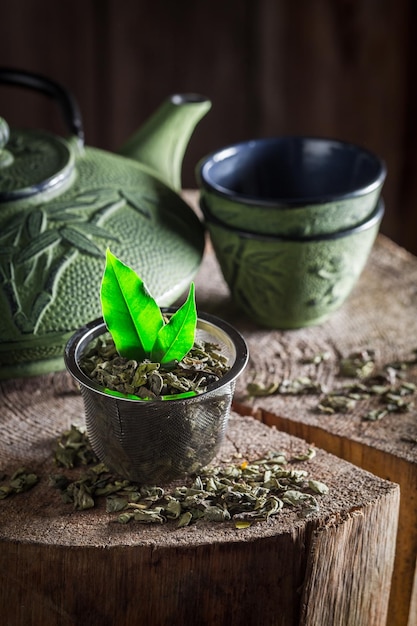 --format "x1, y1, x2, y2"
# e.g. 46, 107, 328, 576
65, 314, 248, 484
